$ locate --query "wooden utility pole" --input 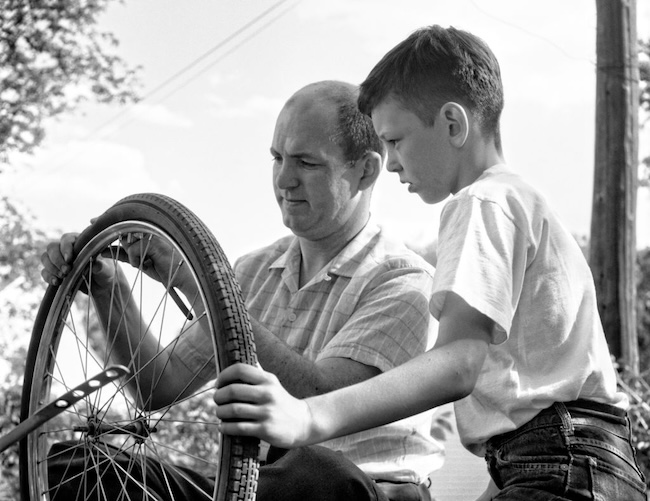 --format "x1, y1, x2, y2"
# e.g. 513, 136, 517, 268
591, 0, 639, 371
